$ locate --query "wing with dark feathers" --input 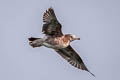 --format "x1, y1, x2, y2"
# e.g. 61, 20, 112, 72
55, 45, 95, 76
42, 8, 63, 36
